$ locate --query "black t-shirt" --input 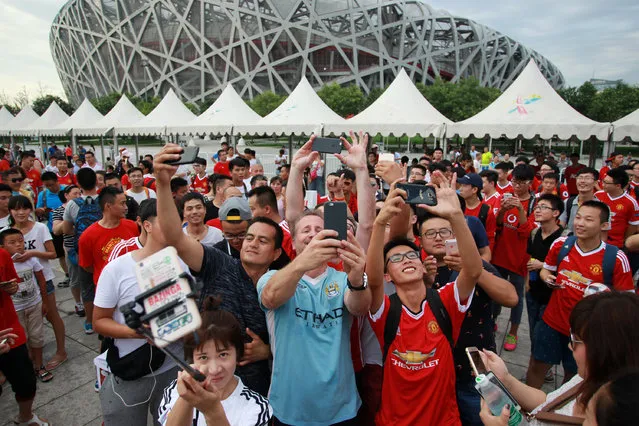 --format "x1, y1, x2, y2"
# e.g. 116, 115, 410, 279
125, 195, 139, 222
194, 245, 270, 396
204, 199, 219, 223
433, 260, 499, 383
527, 226, 564, 305
213, 239, 240, 259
